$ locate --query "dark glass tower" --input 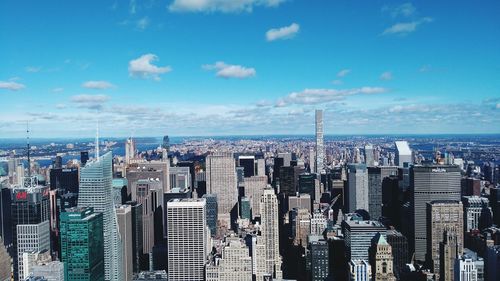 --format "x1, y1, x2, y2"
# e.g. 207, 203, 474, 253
60, 207, 104, 281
